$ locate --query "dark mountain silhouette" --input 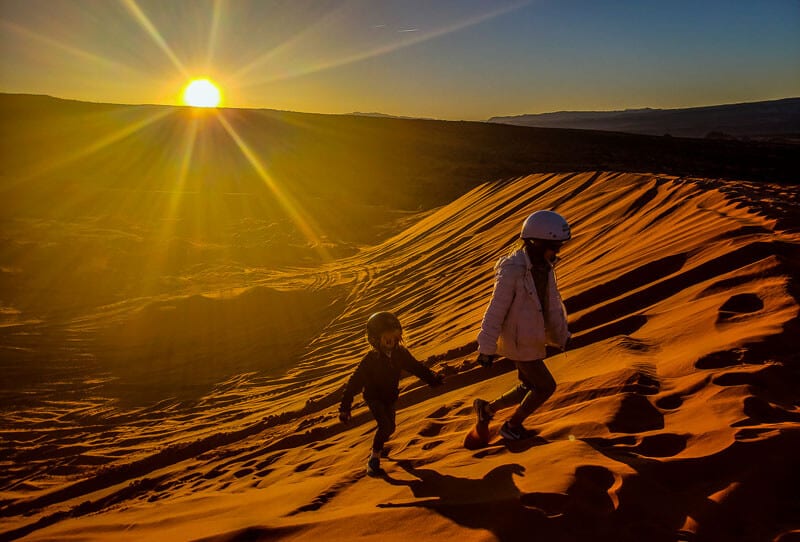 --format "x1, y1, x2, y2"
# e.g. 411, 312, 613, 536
2, 94, 796, 240
488, 97, 800, 139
